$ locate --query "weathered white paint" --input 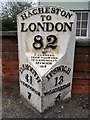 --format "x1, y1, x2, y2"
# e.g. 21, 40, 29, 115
17, 6, 76, 113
